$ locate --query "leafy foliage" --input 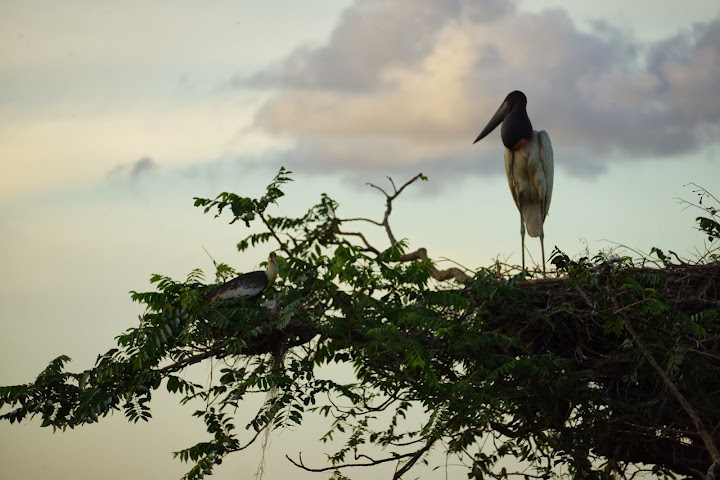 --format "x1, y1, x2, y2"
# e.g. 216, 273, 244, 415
678, 183, 720, 260
2, 169, 719, 480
